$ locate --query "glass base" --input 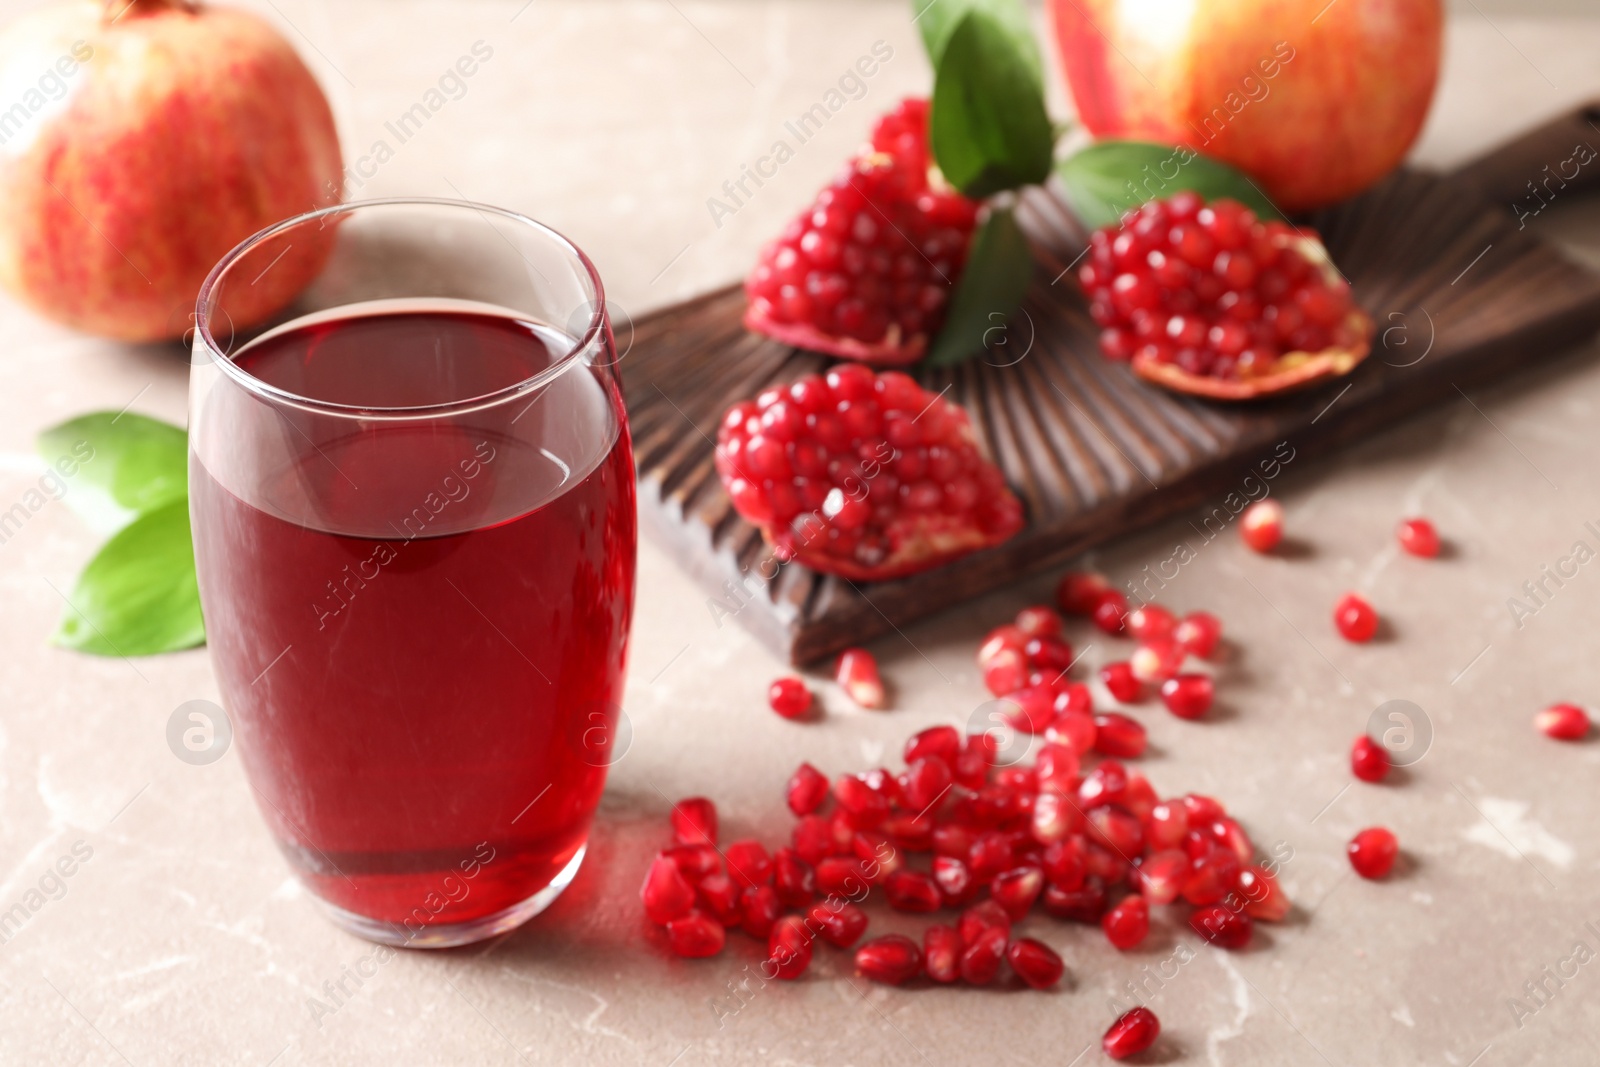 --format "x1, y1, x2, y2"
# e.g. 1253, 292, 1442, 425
318, 844, 586, 949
